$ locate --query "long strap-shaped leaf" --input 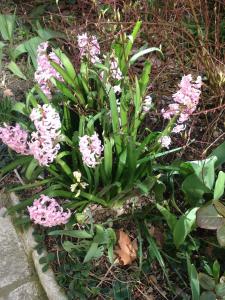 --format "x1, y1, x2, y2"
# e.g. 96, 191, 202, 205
106, 84, 122, 155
